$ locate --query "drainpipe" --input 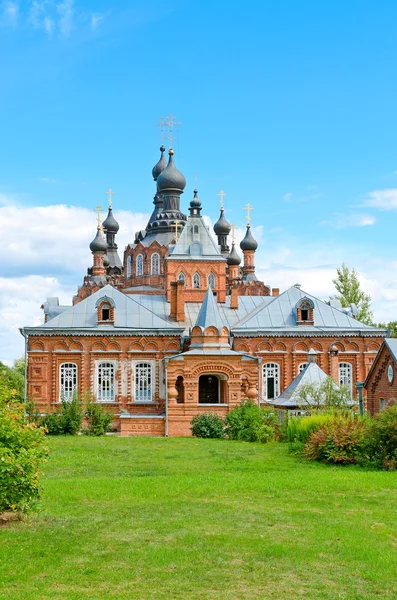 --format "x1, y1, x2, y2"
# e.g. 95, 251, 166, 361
355, 381, 364, 416
20, 330, 28, 415
165, 357, 169, 437
257, 356, 262, 407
